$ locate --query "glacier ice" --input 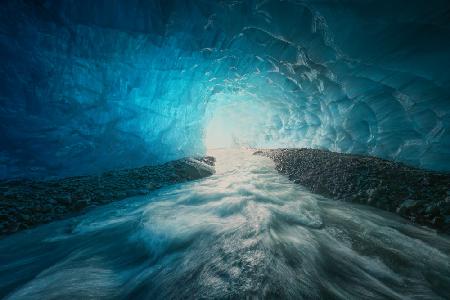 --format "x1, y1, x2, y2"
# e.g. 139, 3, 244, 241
0, 0, 449, 179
